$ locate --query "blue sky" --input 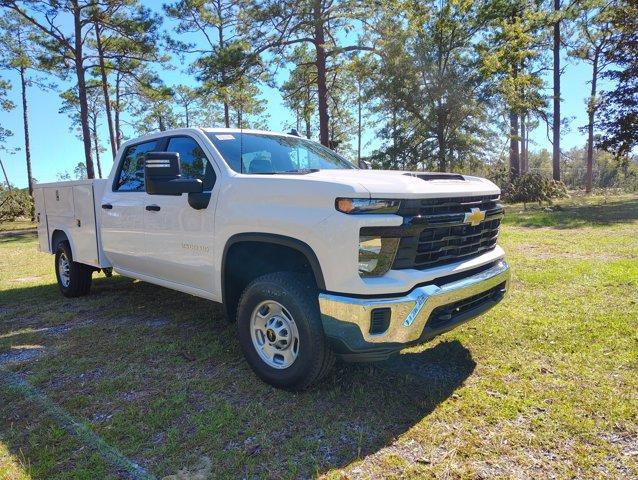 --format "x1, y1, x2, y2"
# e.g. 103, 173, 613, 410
0, 5, 607, 189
